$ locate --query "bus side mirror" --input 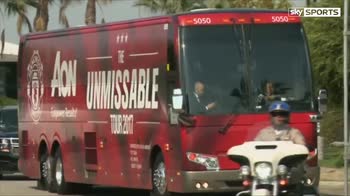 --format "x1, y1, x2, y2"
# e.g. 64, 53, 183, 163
318, 89, 327, 114
168, 88, 183, 125
172, 88, 183, 110
170, 88, 195, 126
